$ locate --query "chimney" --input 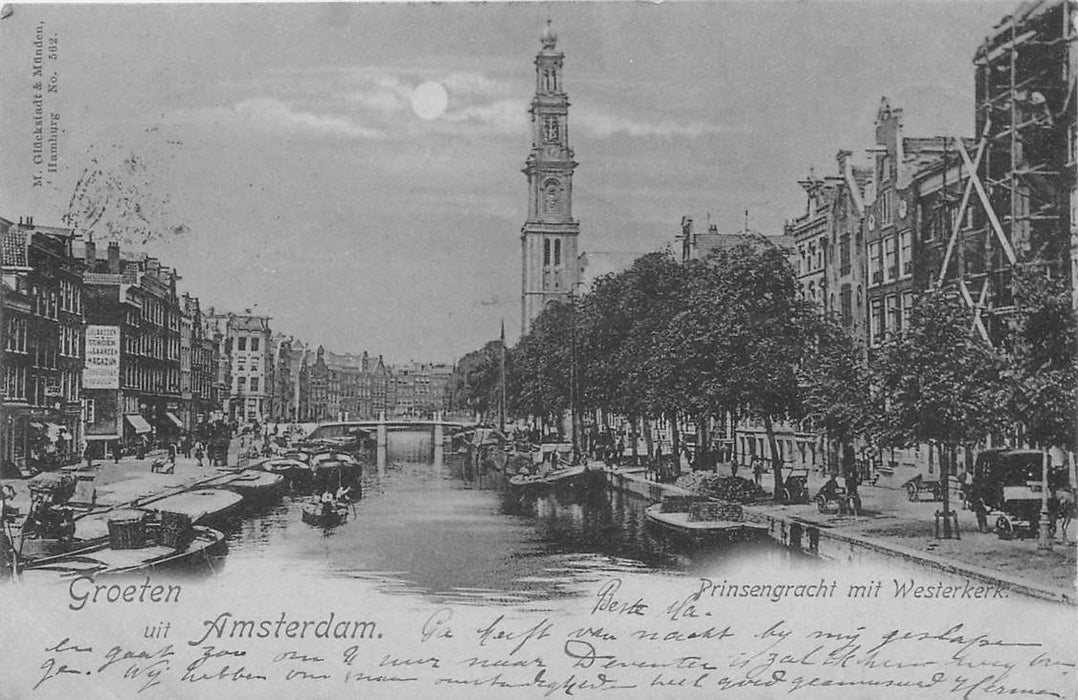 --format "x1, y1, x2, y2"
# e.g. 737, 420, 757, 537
107, 242, 120, 273
708, 223, 718, 234
85, 240, 97, 269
